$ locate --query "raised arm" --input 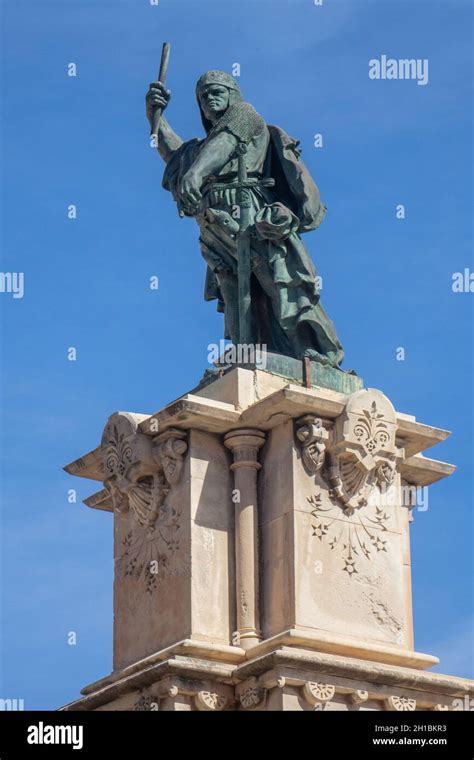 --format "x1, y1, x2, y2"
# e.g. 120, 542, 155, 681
145, 81, 183, 163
